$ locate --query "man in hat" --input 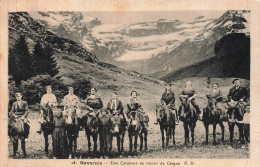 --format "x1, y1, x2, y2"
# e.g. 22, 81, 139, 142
227, 79, 249, 103
9, 92, 30, 157
154, 83, 179, 125
37, 86, 57, 134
